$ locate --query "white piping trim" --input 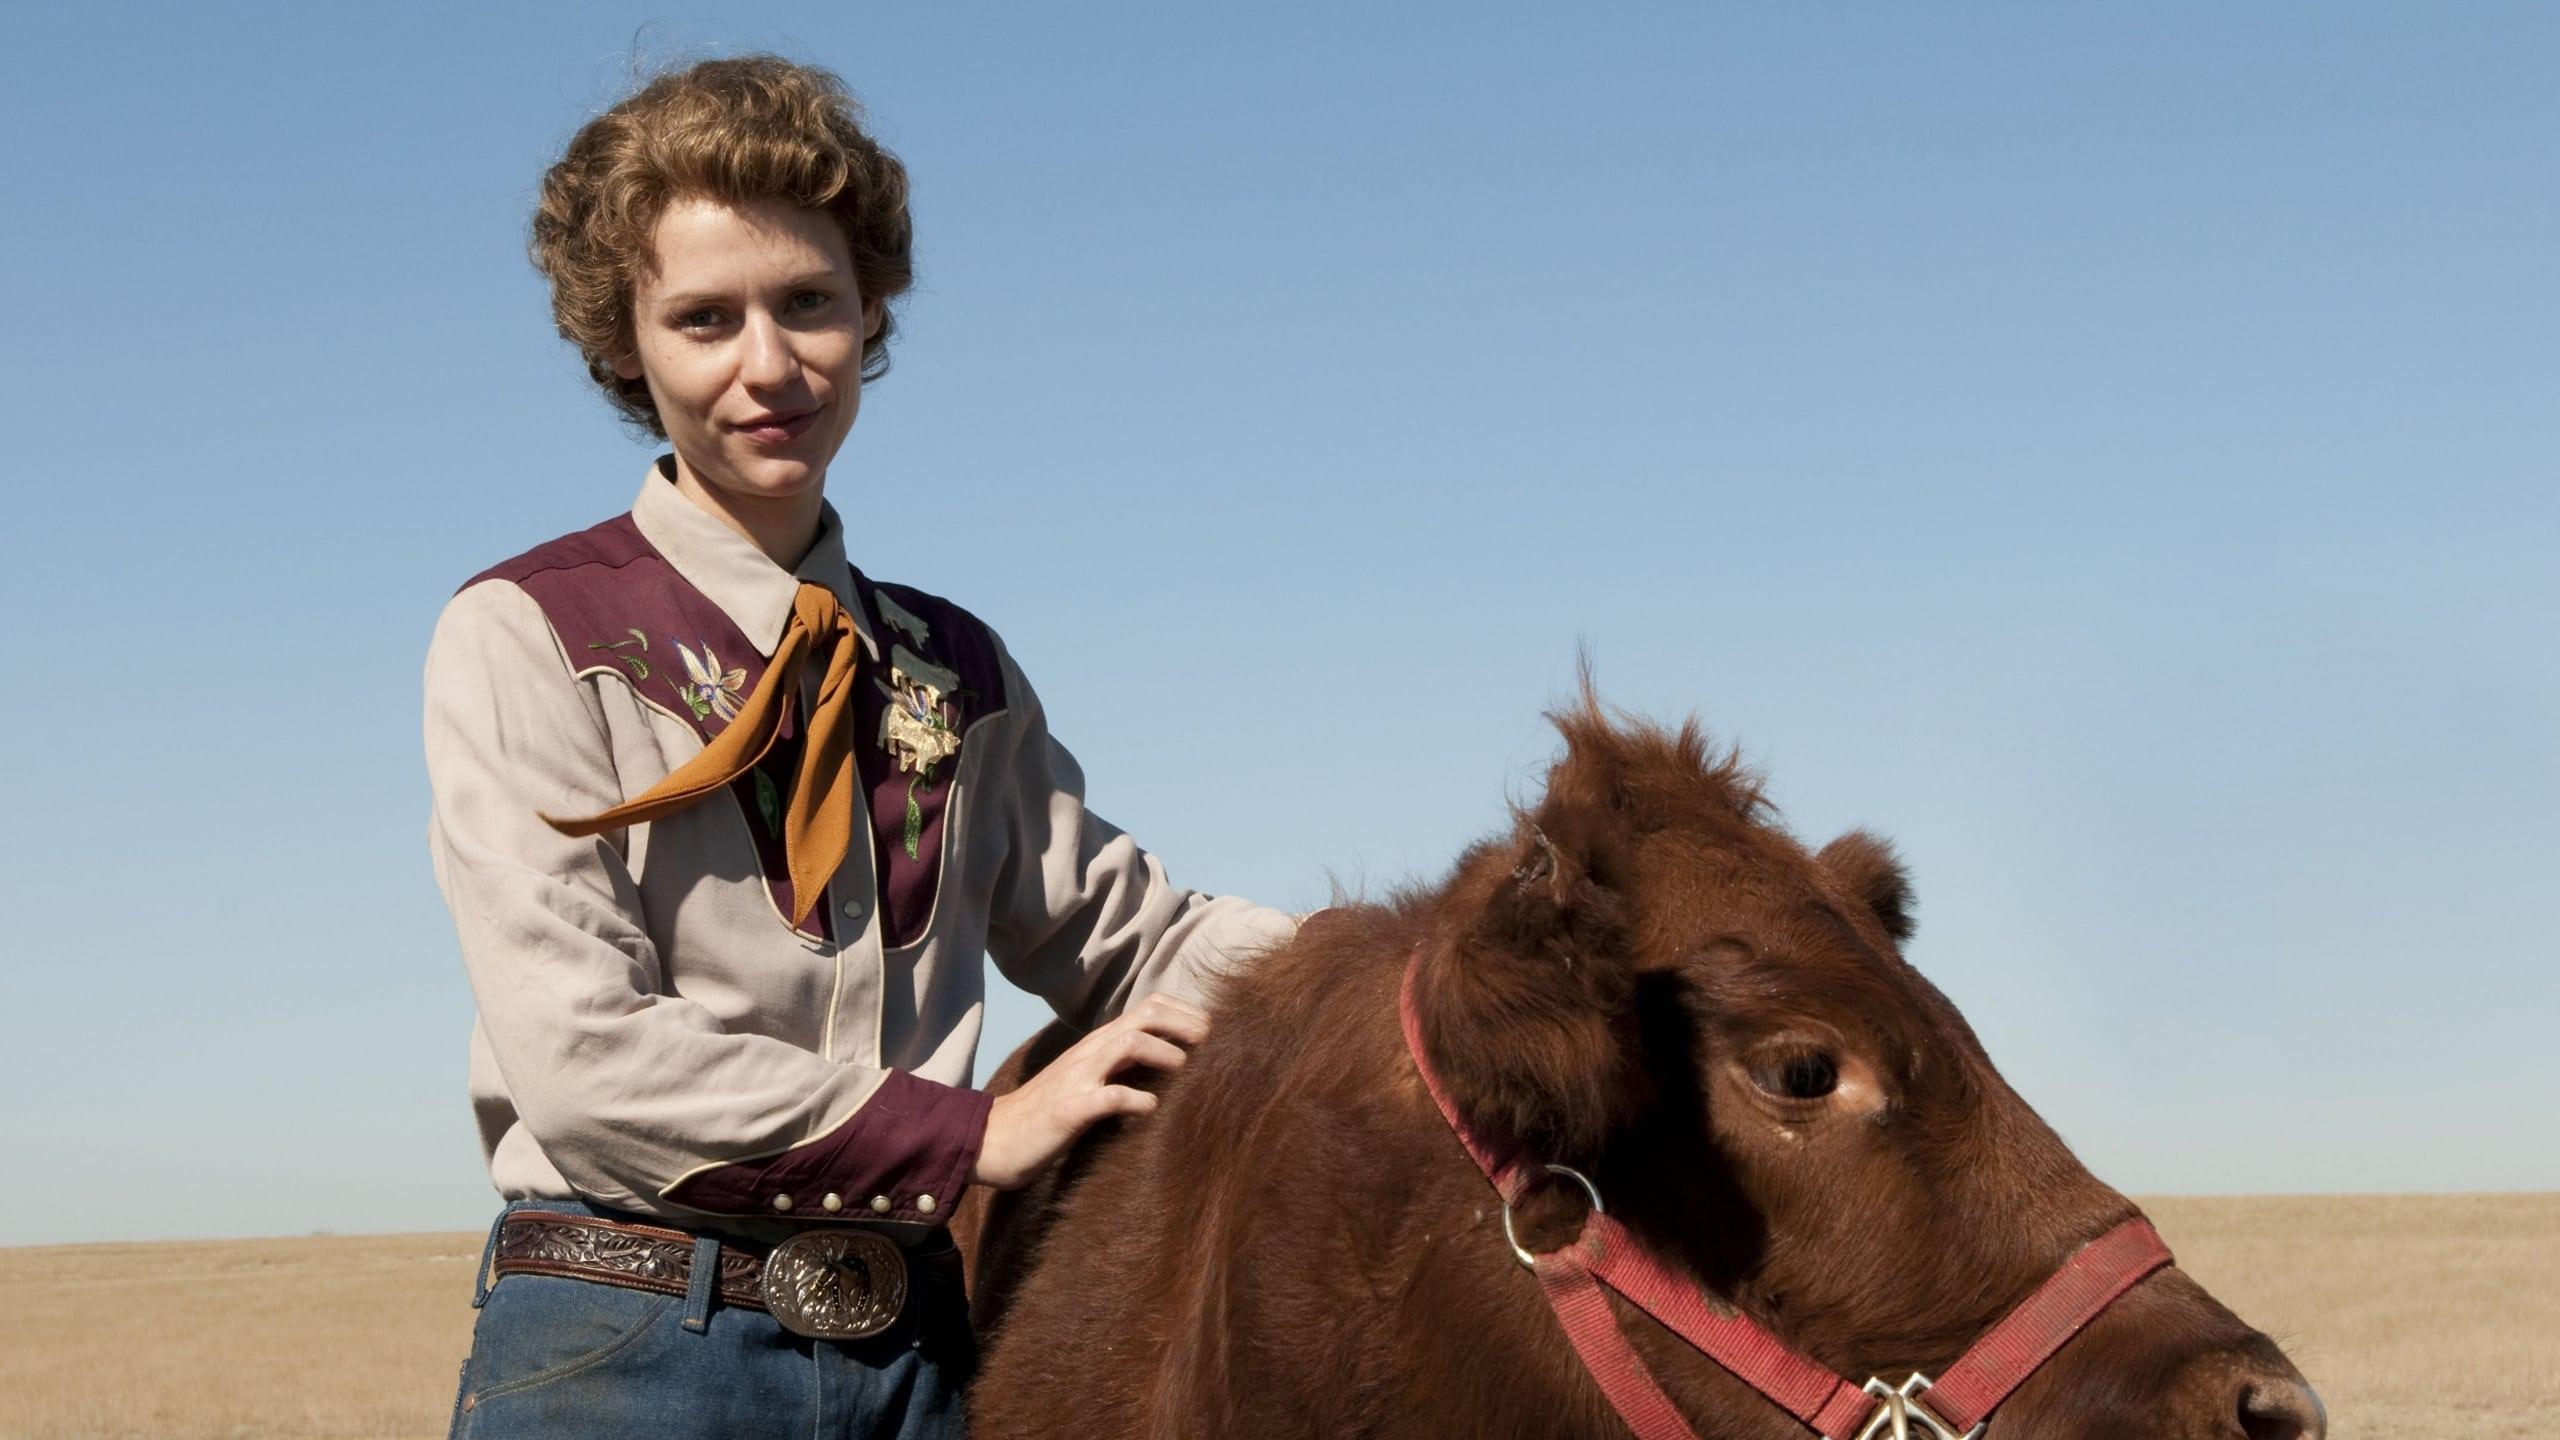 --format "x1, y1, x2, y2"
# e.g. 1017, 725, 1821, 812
654, 1075, 893, 1198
